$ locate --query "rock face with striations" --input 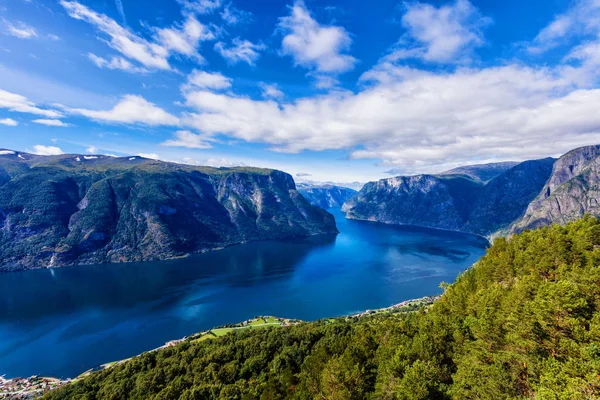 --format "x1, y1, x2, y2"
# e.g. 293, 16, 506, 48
511, 145, 600, 233
343, 159, 555, 237
0, 151, 337, 272
297, 183, 358, 209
